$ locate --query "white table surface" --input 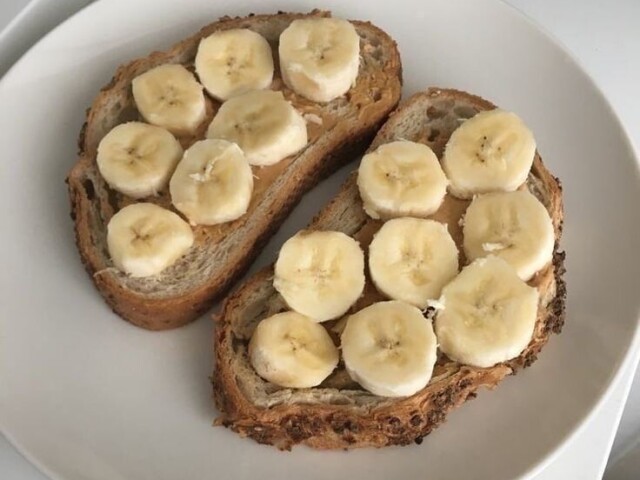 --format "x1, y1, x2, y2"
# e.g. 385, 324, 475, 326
1, 0, 639, 478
